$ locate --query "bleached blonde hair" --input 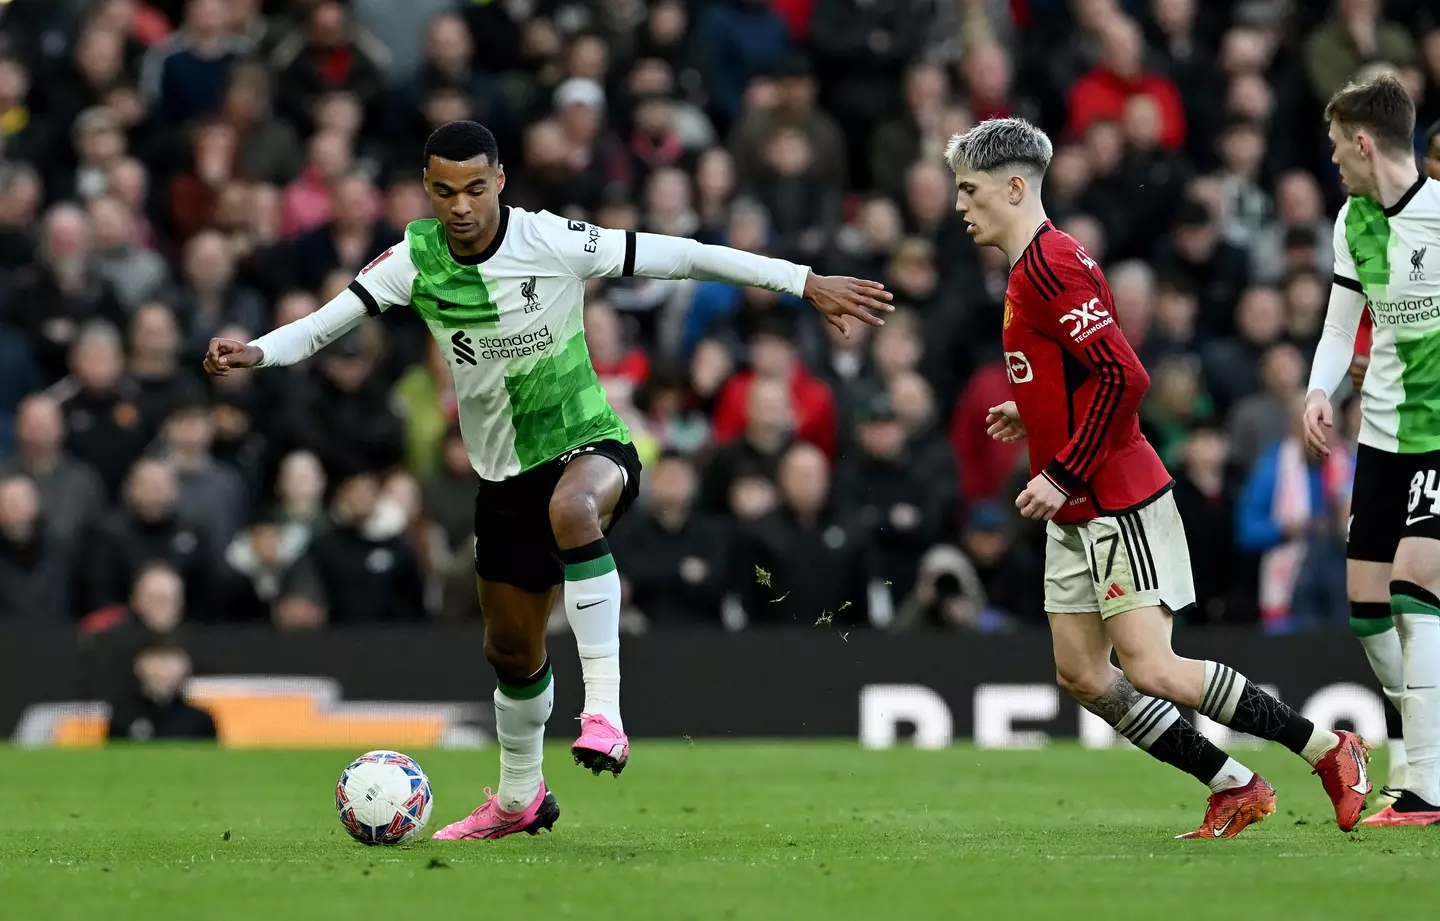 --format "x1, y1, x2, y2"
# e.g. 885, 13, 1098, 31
943, 117, 1054, 178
